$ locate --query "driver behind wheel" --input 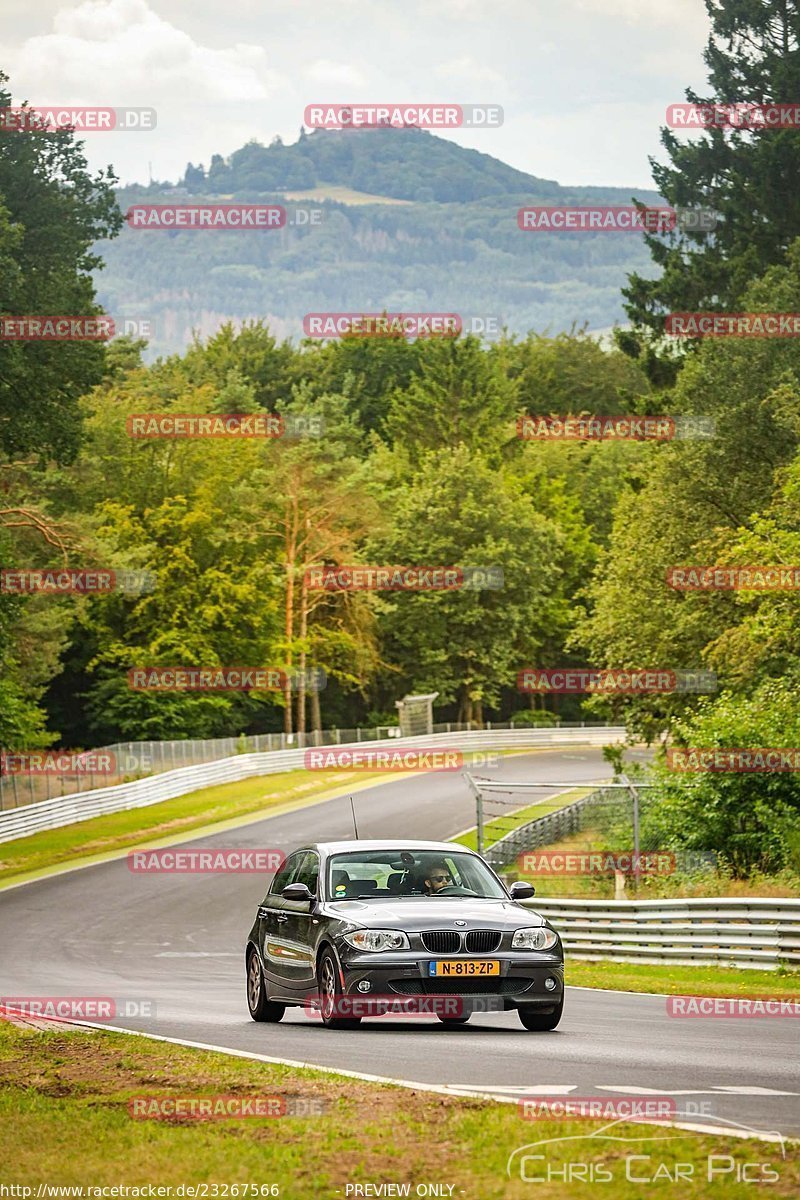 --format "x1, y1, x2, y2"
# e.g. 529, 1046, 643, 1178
422, 859, 453, 895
